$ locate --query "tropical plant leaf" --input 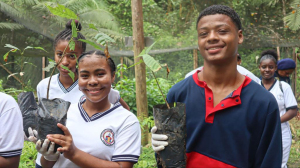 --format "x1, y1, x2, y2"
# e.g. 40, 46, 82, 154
46, 4, 78, 19
69, 40, 76, 51
71, 20, 78, 38
43, 59, 56, 72
34, 47, 47, 52
5, 44, 19, 50
3, 49, 18, 62
94, 32, 115, 45
145, 42, 156, 54
89, 24, 98, 31
139, 54, 162, 72
7, 73, 19, 80
61, 65, 75, 82
78, 39, 103, 50
24, 46, 33, 50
